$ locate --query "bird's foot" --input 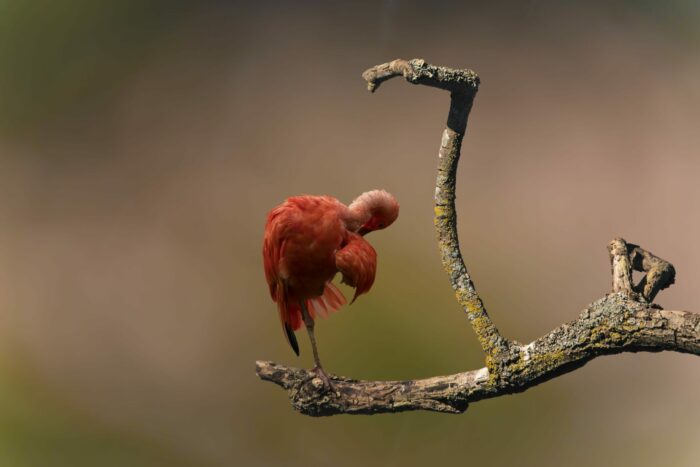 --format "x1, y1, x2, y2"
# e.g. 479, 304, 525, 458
310, 366, 337, 395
